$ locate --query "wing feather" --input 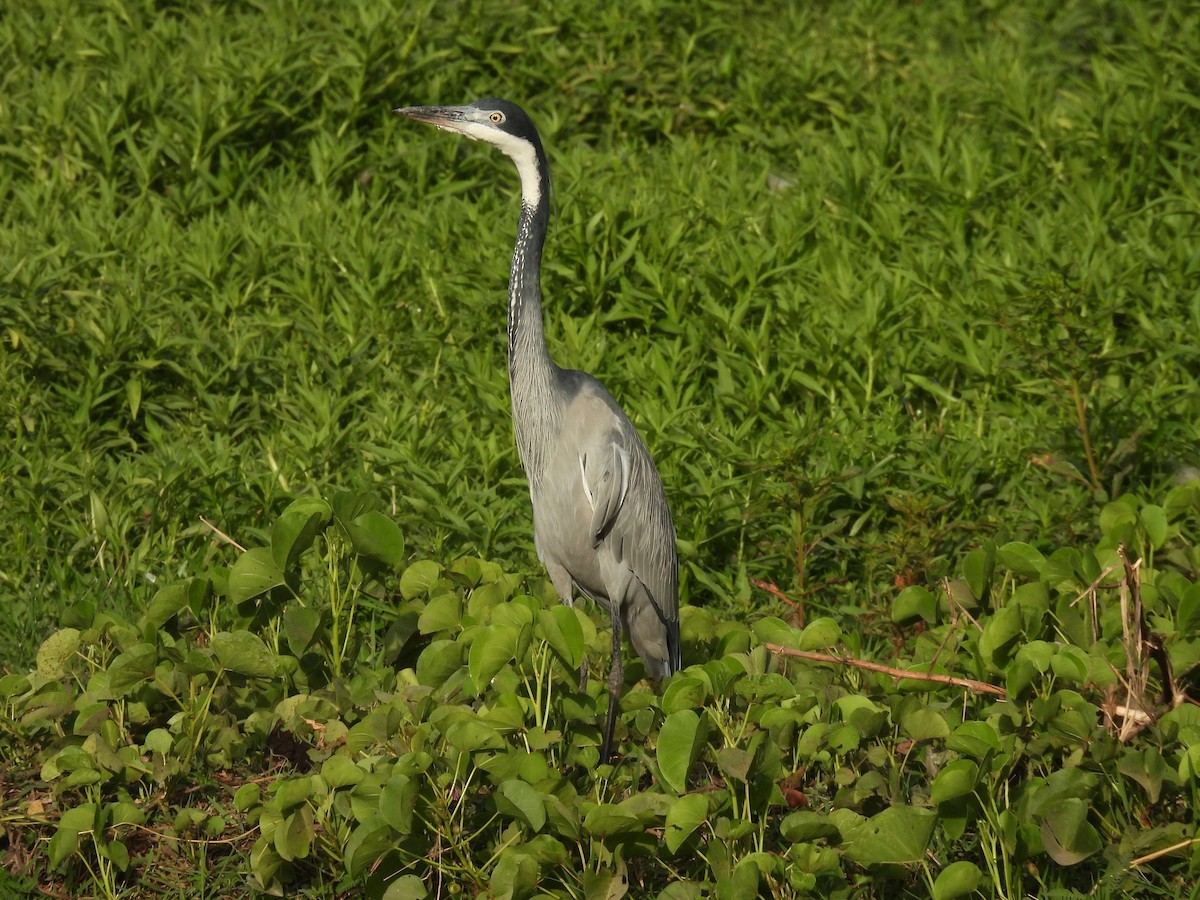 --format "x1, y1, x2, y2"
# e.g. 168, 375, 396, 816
581, 442, 631, 547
